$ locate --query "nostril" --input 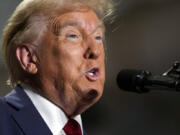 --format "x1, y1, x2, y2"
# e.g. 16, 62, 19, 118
84, 47, 99, 59
86, 52, 98, 59
88, 53, 95, 59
